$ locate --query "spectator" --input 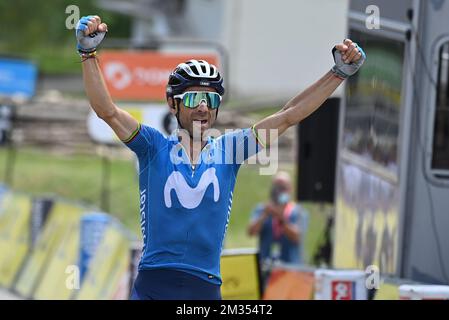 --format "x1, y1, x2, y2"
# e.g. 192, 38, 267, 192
248, 171, 309, 268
